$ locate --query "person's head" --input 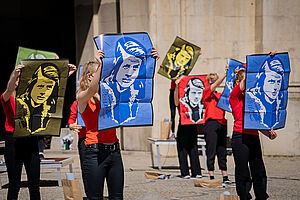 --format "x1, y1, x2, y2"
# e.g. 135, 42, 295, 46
24, 63, 60, 111
112, 38, 146, 88
233, 69, 246, 87
79, 61, 99, 91
174, 44, 194, 68
261, 59, 284, 101
207, 73, 219, 84
185, 78, 205, 107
